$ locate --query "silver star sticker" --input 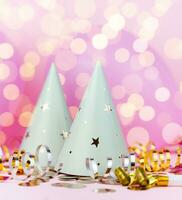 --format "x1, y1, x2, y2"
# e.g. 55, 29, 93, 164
60, 130, 70, 139
104, 104, 112, 112
40, 103, 49, 111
